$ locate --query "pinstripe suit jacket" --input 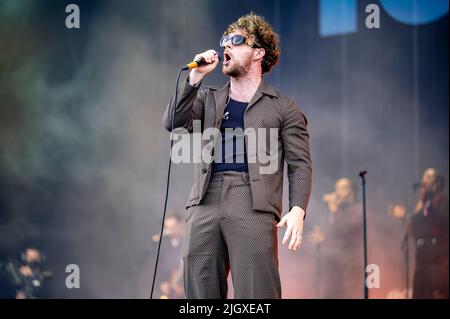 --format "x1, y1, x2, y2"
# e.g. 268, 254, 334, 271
163, 77, 312, 220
